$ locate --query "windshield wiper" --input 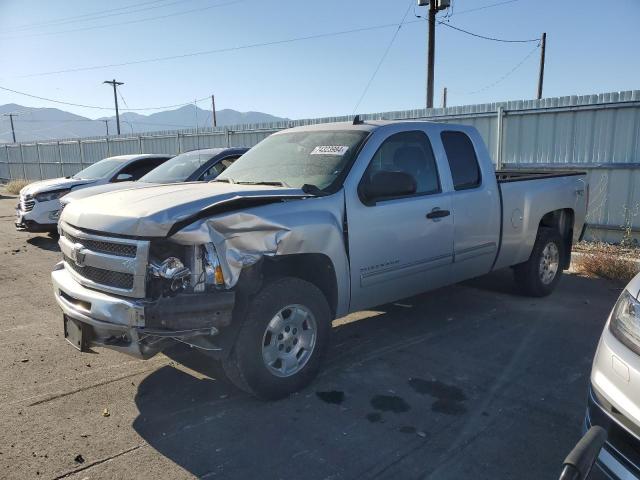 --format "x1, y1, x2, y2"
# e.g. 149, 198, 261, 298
235, 180, 289, 187
213, 178, 235, 184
